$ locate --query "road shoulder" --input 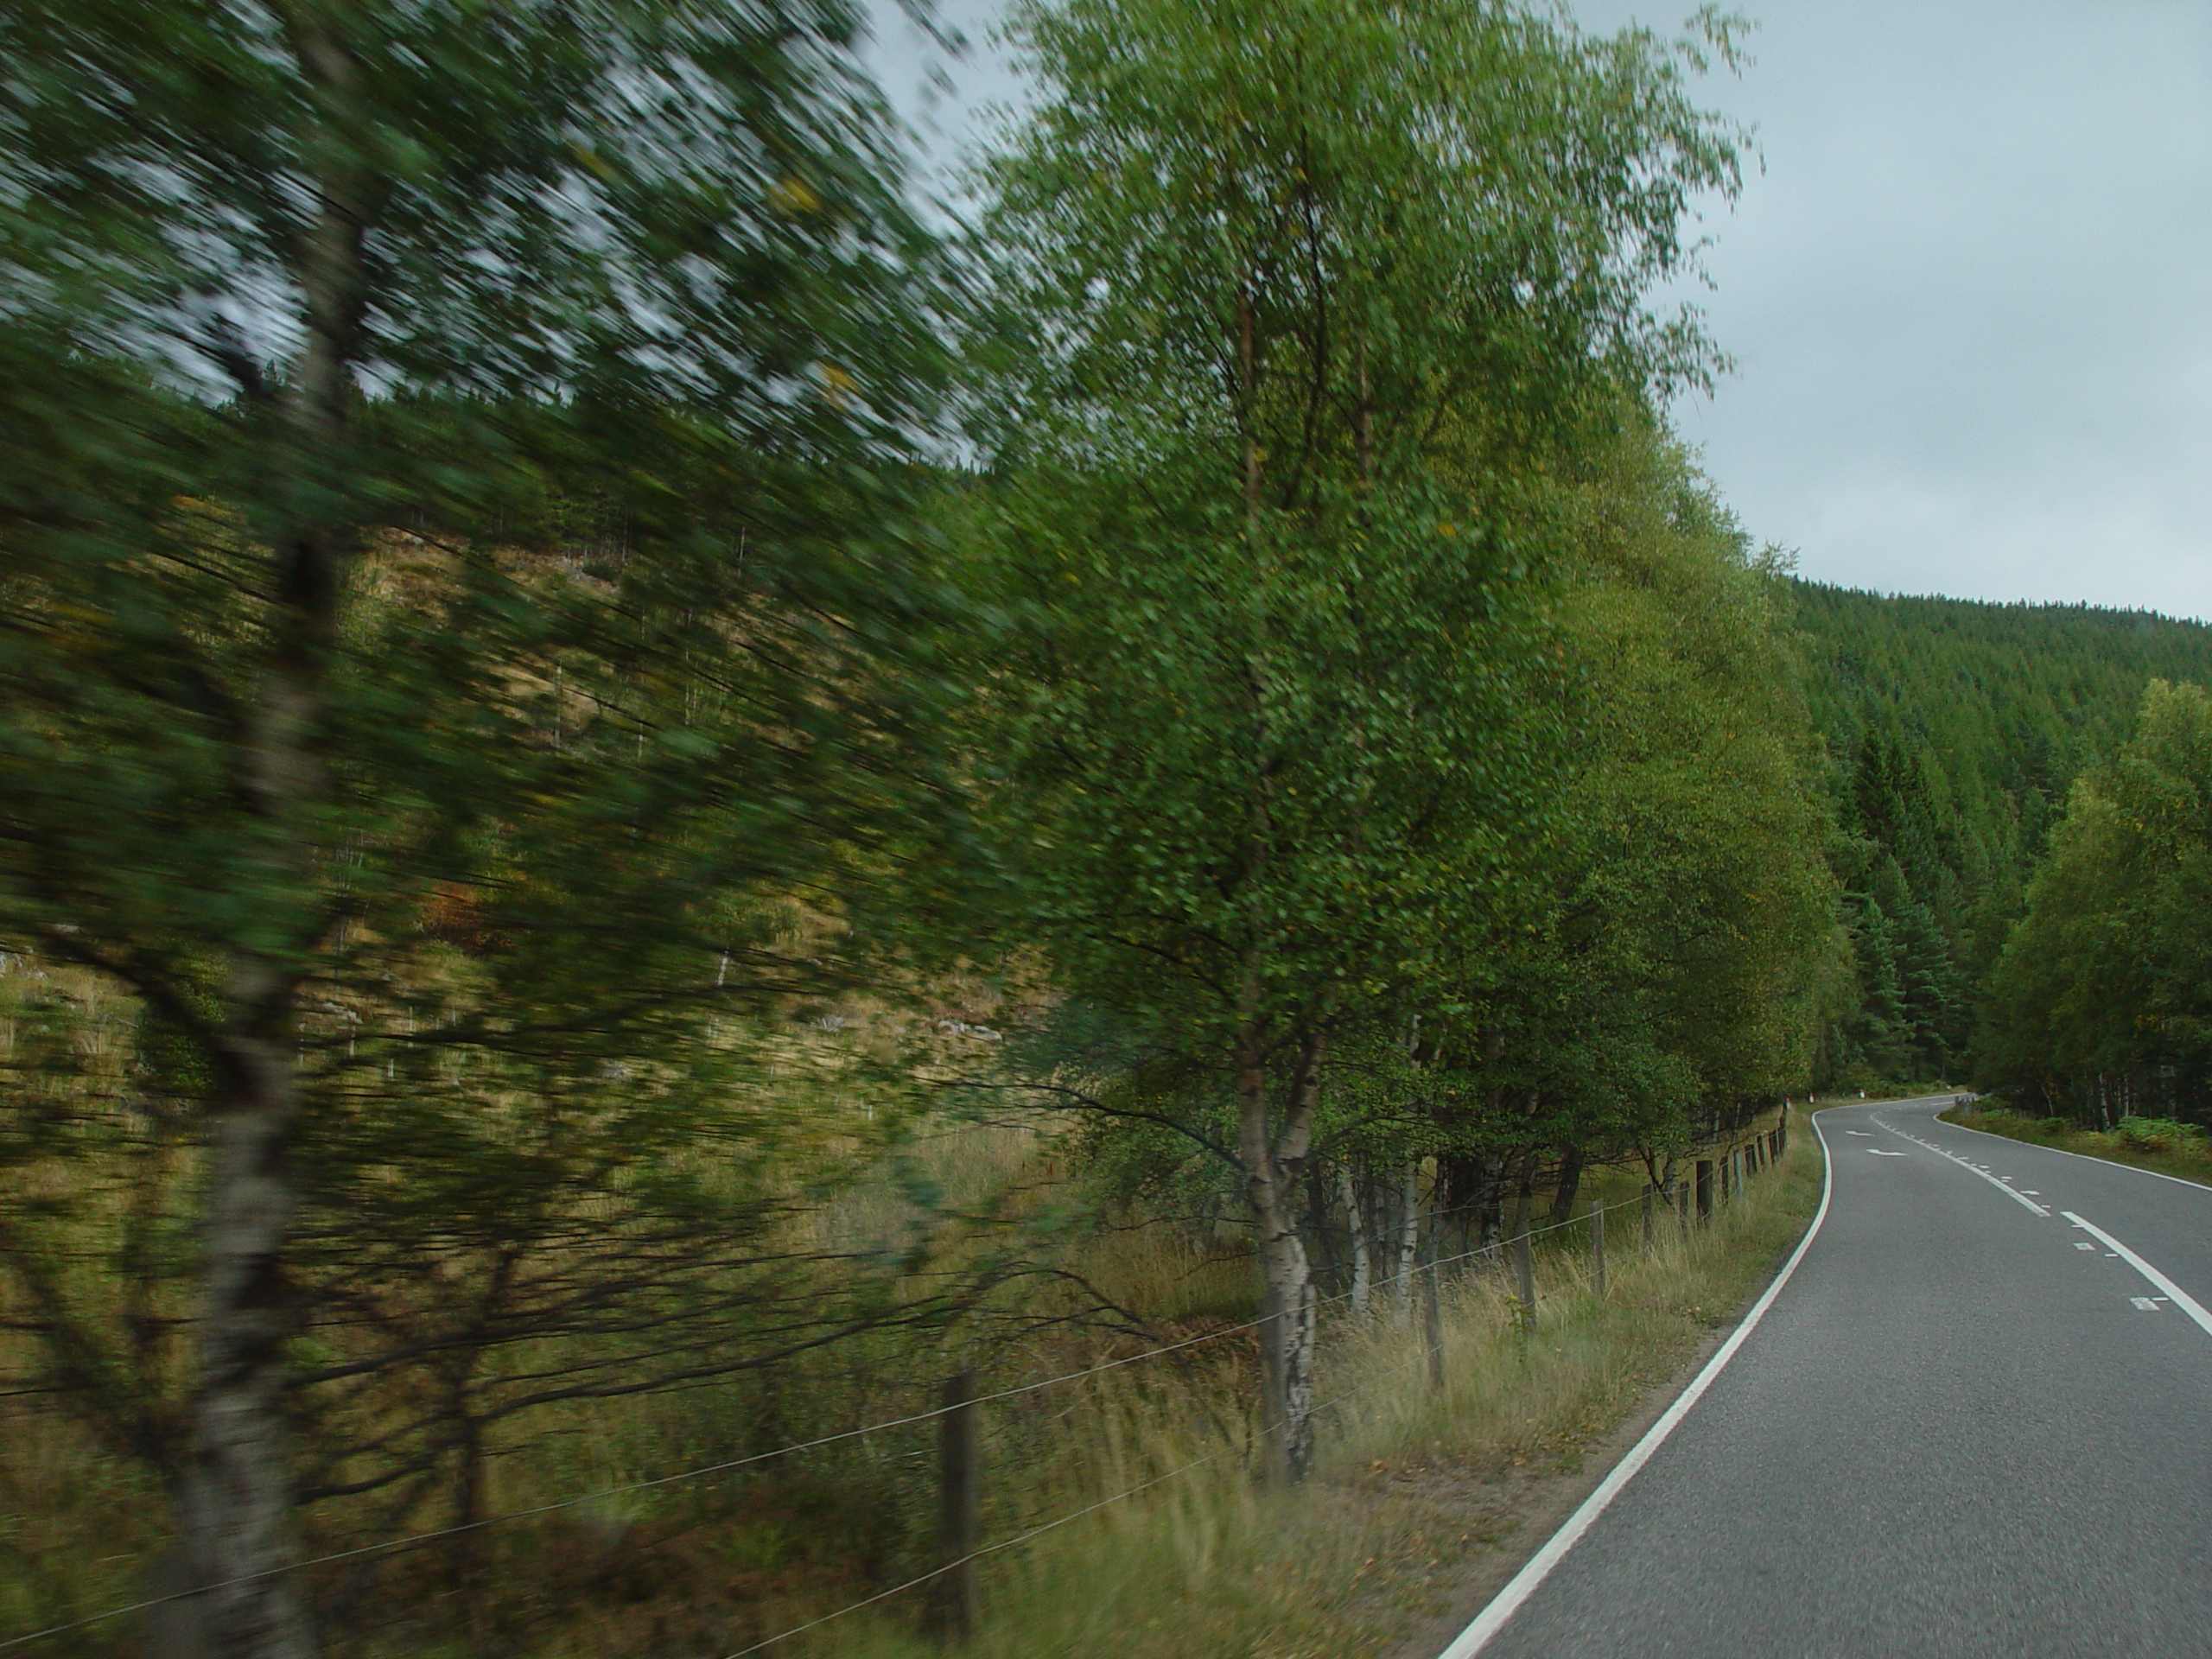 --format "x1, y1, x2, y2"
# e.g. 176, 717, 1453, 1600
1379, 1151, 1827, 1659
1378, 1309, 1743, 1659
